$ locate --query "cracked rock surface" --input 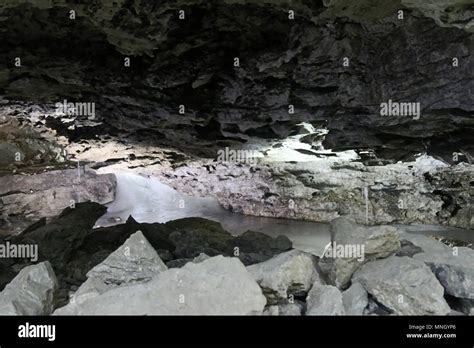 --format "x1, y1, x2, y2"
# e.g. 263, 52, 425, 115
0, 0, 472, 161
